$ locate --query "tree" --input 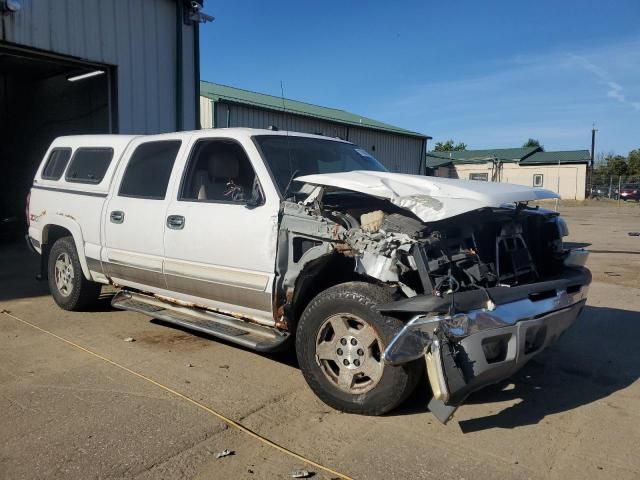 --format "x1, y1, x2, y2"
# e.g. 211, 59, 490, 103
628, 149, 640, 176
605, 154, 628, 176
433, 139, 467, 152
523, 138, 544, 150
